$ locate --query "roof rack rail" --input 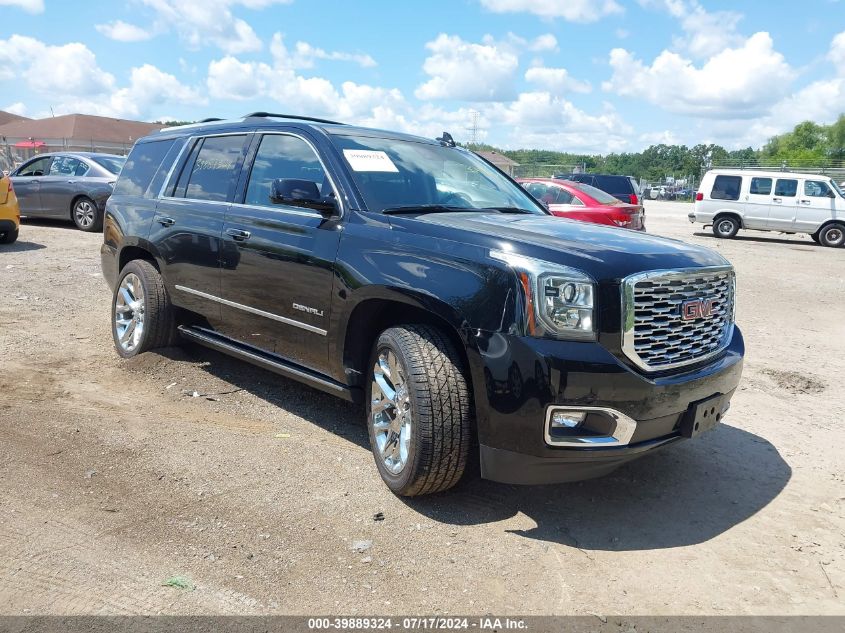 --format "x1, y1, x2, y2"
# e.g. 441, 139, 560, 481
199, 117, 224, 123
241, 112, 345, 125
